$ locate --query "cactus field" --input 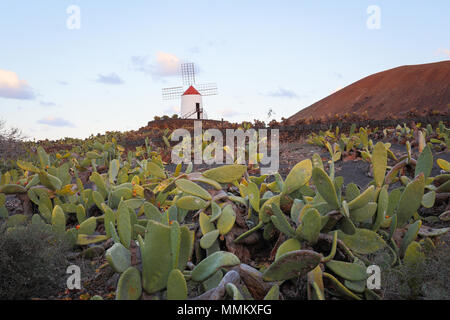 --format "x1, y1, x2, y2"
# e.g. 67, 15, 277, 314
1, 120, 449, 300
